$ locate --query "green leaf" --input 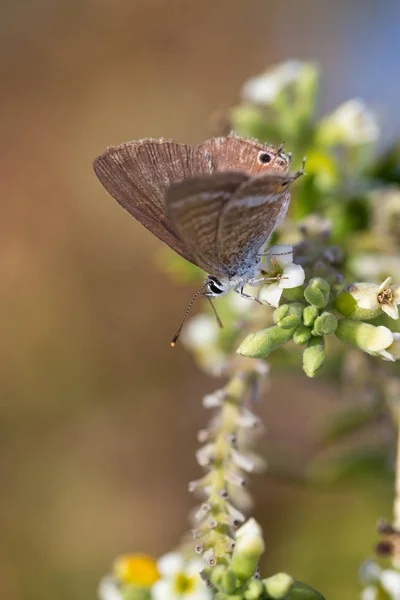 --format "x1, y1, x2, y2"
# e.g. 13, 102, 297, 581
281, 581, 326, 600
